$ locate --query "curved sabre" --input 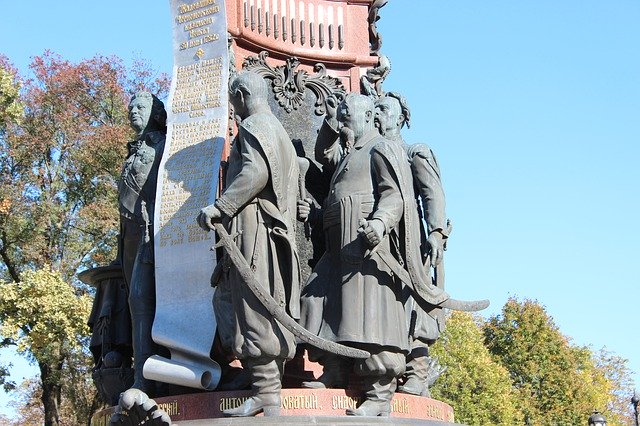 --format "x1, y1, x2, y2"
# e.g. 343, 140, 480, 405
212, 222, 370, 360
